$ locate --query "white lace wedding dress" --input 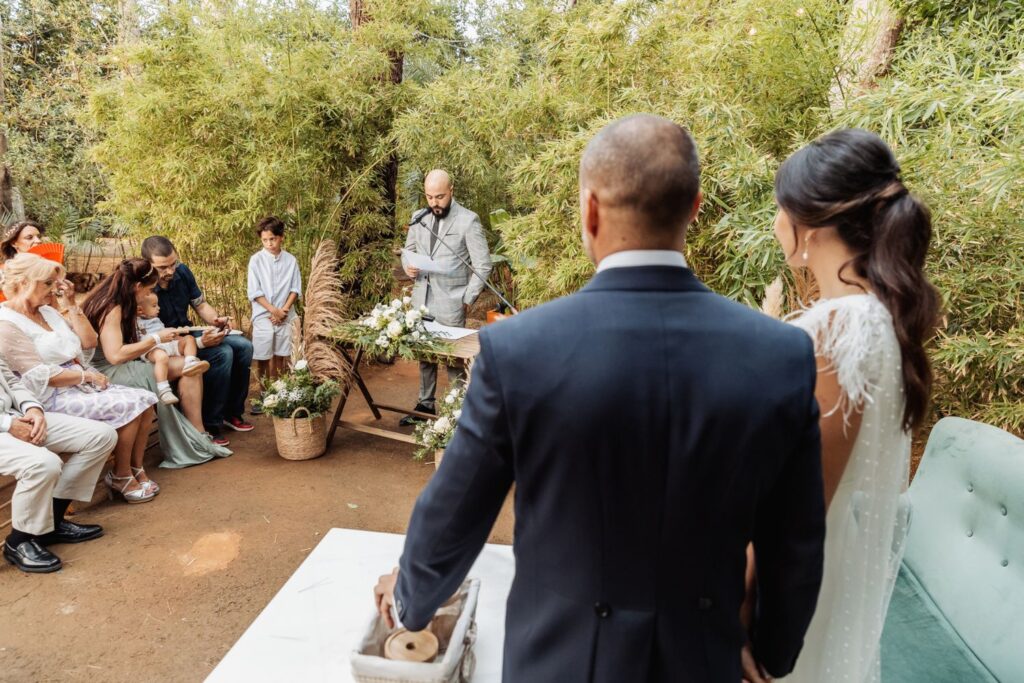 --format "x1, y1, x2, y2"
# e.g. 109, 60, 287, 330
780, 293, 911, 683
